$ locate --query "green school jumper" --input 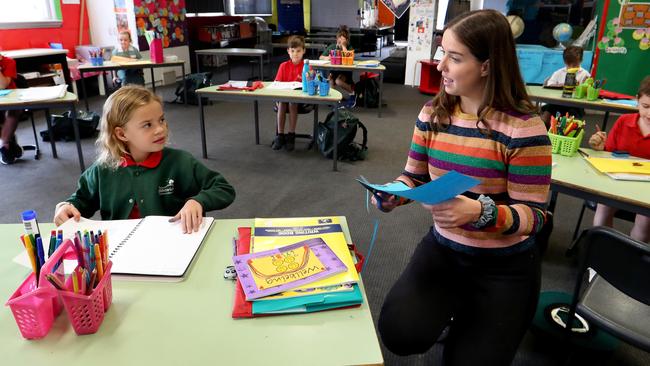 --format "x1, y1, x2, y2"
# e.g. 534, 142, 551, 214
67, 148, 235, 220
